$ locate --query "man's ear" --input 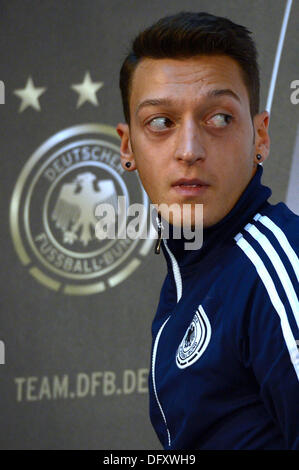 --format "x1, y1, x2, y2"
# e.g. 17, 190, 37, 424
253, 110, 270, 163
116, 123, 137, 171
